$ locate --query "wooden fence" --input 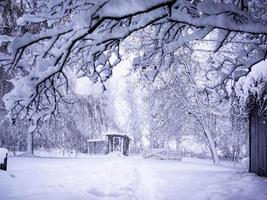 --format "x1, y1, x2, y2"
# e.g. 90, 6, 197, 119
143, 149, 182, 161
250, 106, 267, 177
